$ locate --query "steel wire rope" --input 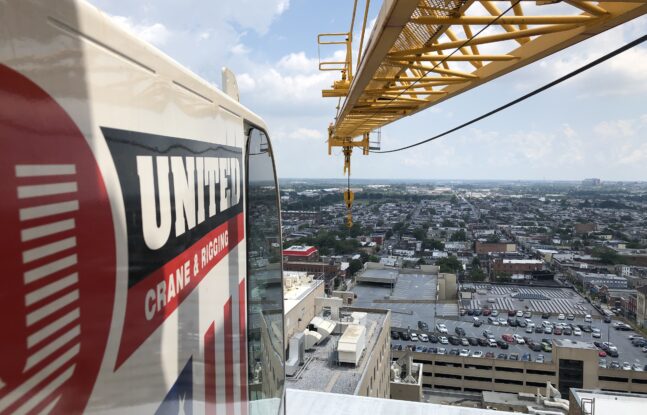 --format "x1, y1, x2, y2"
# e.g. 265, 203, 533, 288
371, 33, 647, 154
337, 0, 521, 138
